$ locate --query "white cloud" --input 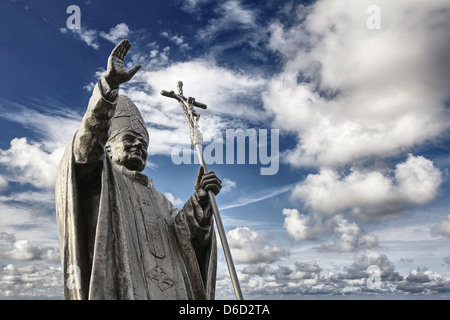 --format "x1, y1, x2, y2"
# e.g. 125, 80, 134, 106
281, 154, 441, 254
227, 227, 287, 264
264, 0, 449, 266
127, 45, 171, 73
0, 138, 65, 190
0, 232, 59, 262
282, 208, 314, 241
161, 31, 190, 50
395, 155, 443, 204
60, 22, 130, 49
3, 239, 42, 261
396, 267, 450, 294
0, 101, 80, 190
343, 250, 401, 282
221, 178, 236, 193
220, 247, 450, 297
290, 154, 442, 220
0, 263, 63, 299
60, 27, 99, 50
282, 209, 378, 251
264, 0, 450, 168
320, 215, 378, 252
75, 28, 99, 49
0, 100, 81, 149
431, 214, 450, 238
197, 0, 256, 41
100, 23, 130, 44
